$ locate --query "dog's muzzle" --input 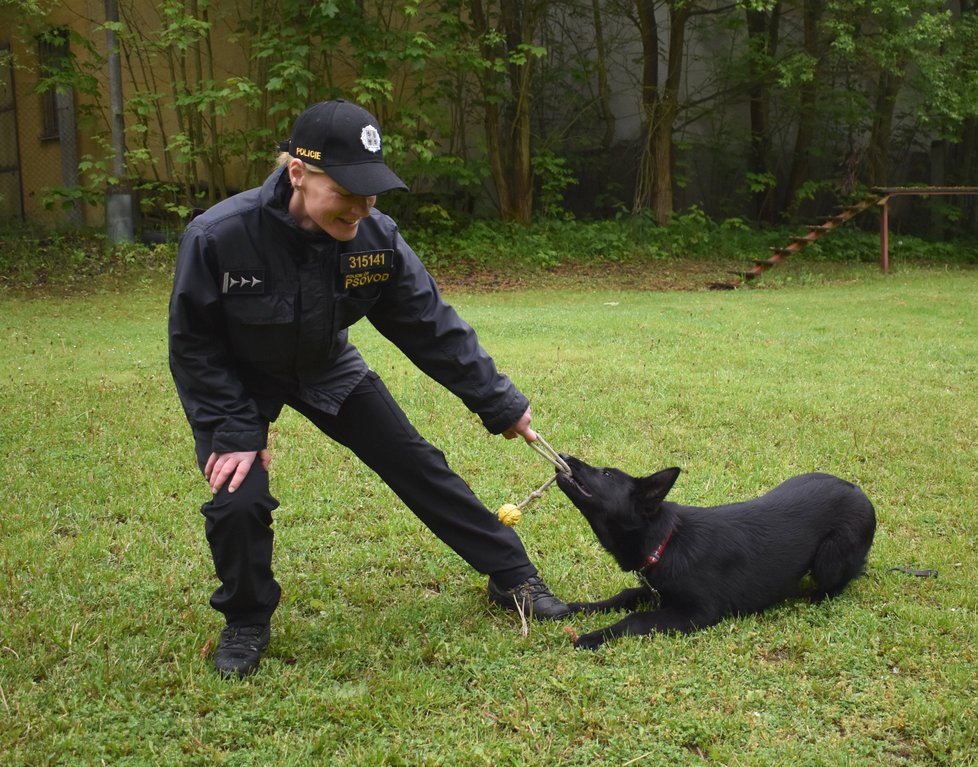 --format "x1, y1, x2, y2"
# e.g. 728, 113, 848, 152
557, 470, 591, 498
